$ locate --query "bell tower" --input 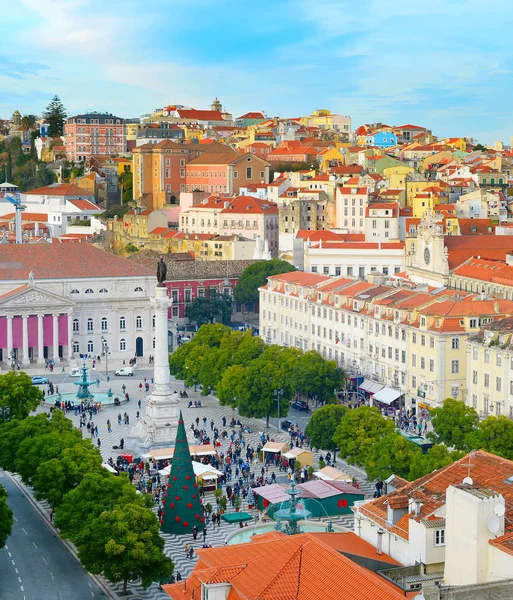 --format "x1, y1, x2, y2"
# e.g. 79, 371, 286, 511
406, 213, 449, 286
211, 97, 222, 112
